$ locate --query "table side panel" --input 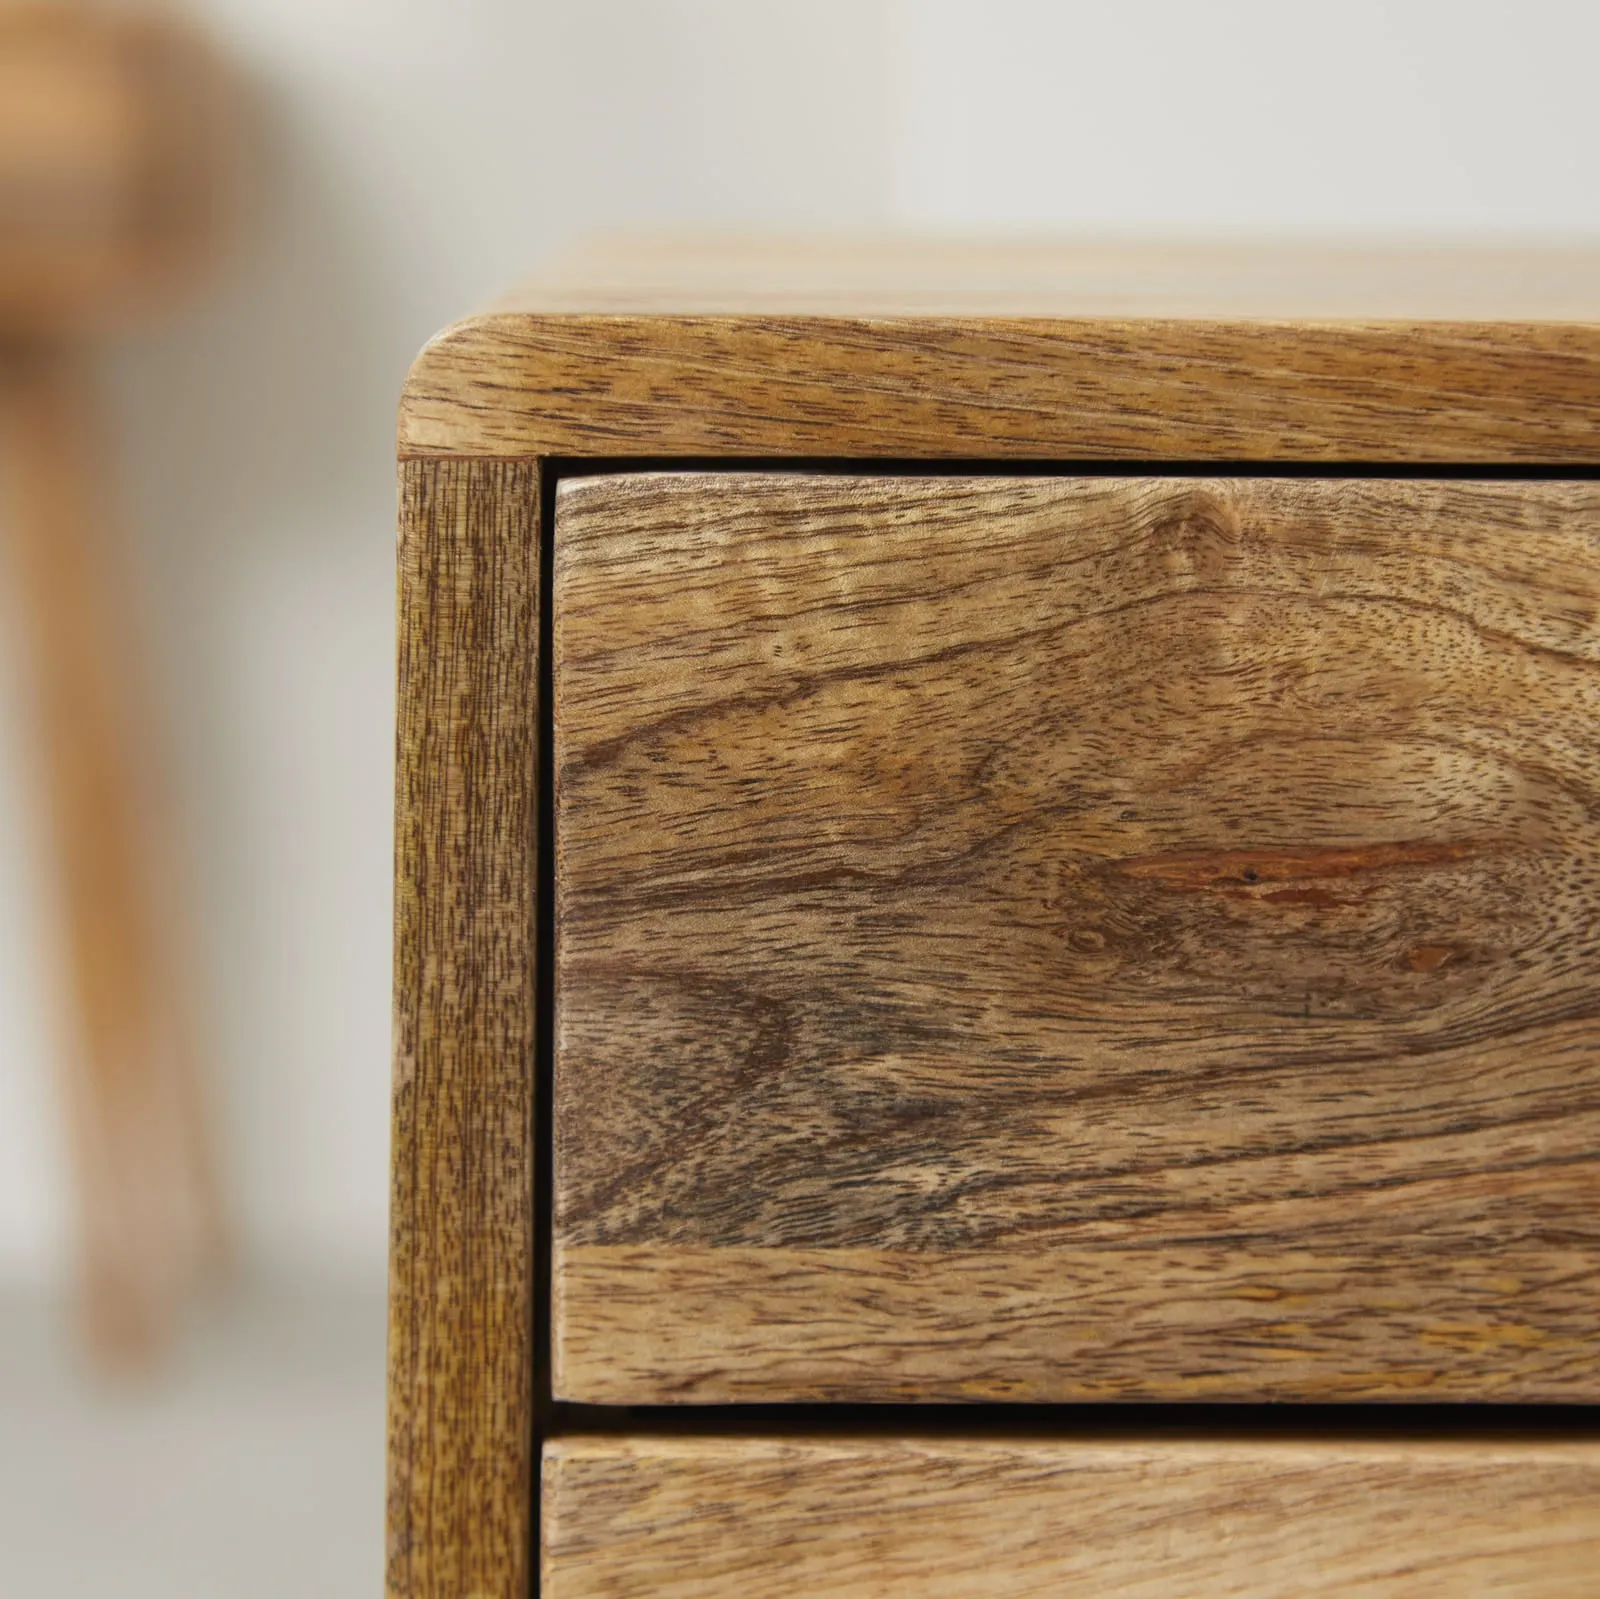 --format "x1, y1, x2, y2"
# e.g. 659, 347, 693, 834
389, 457, 540, 1599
